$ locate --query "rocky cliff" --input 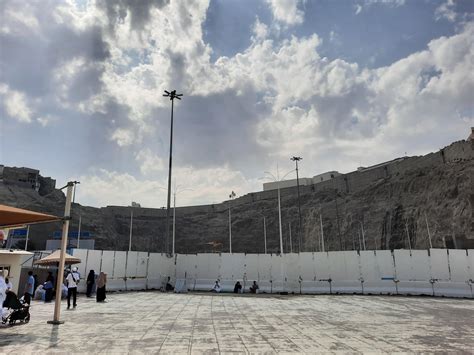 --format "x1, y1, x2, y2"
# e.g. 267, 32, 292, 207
1, 140, 473, 253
